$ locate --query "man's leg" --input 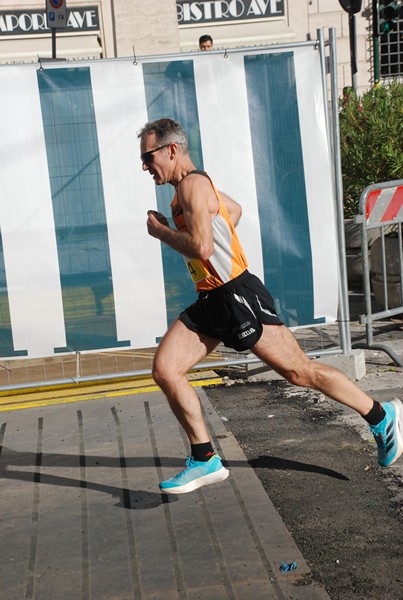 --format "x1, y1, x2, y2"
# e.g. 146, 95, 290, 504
152, 318, 219, 443
152, 319, 229, 493
251, 324, 403, 466
252, 324, 373, 414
